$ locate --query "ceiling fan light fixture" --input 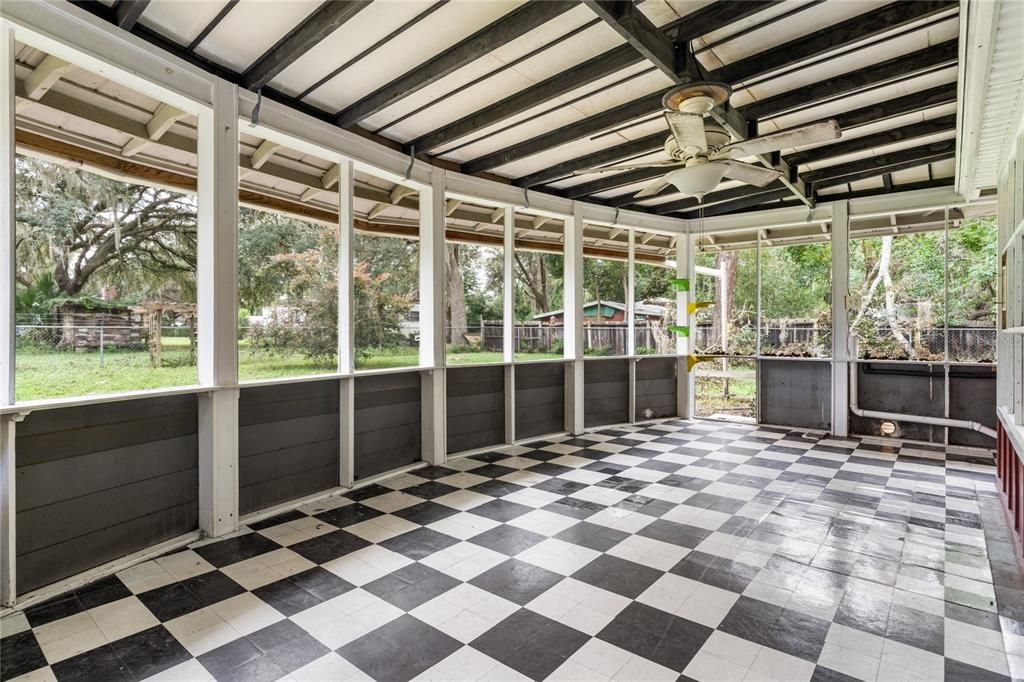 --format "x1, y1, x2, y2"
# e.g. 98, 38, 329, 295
665, 164, 728, 200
